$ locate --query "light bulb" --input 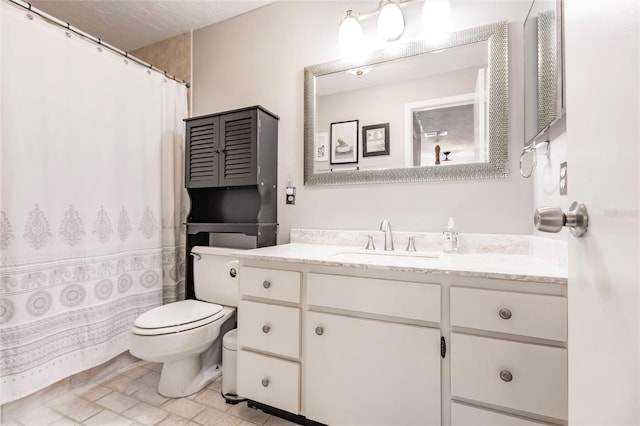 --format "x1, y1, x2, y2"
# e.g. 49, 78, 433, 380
338, 10, 364, 59
422, 0, 452, 42
377, 1, 404, 42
